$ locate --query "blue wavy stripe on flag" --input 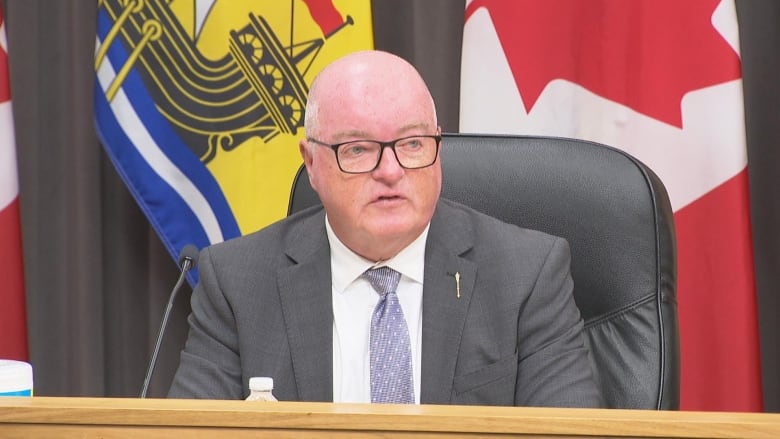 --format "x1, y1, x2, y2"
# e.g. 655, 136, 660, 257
94, 8, 241, 282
